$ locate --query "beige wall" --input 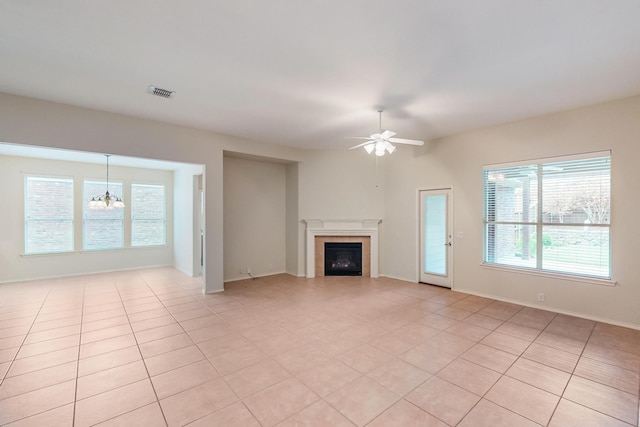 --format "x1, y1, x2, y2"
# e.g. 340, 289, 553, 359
0, 93, 304, 292
383, 95, 640, 328
285, 163, 301, 276
295, 149, 387, 278
0, 155, 174, 282
173, 165, 204, 277
298, 149, 385, 221
1, 91, 639, 327
223, 156, 287, 281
